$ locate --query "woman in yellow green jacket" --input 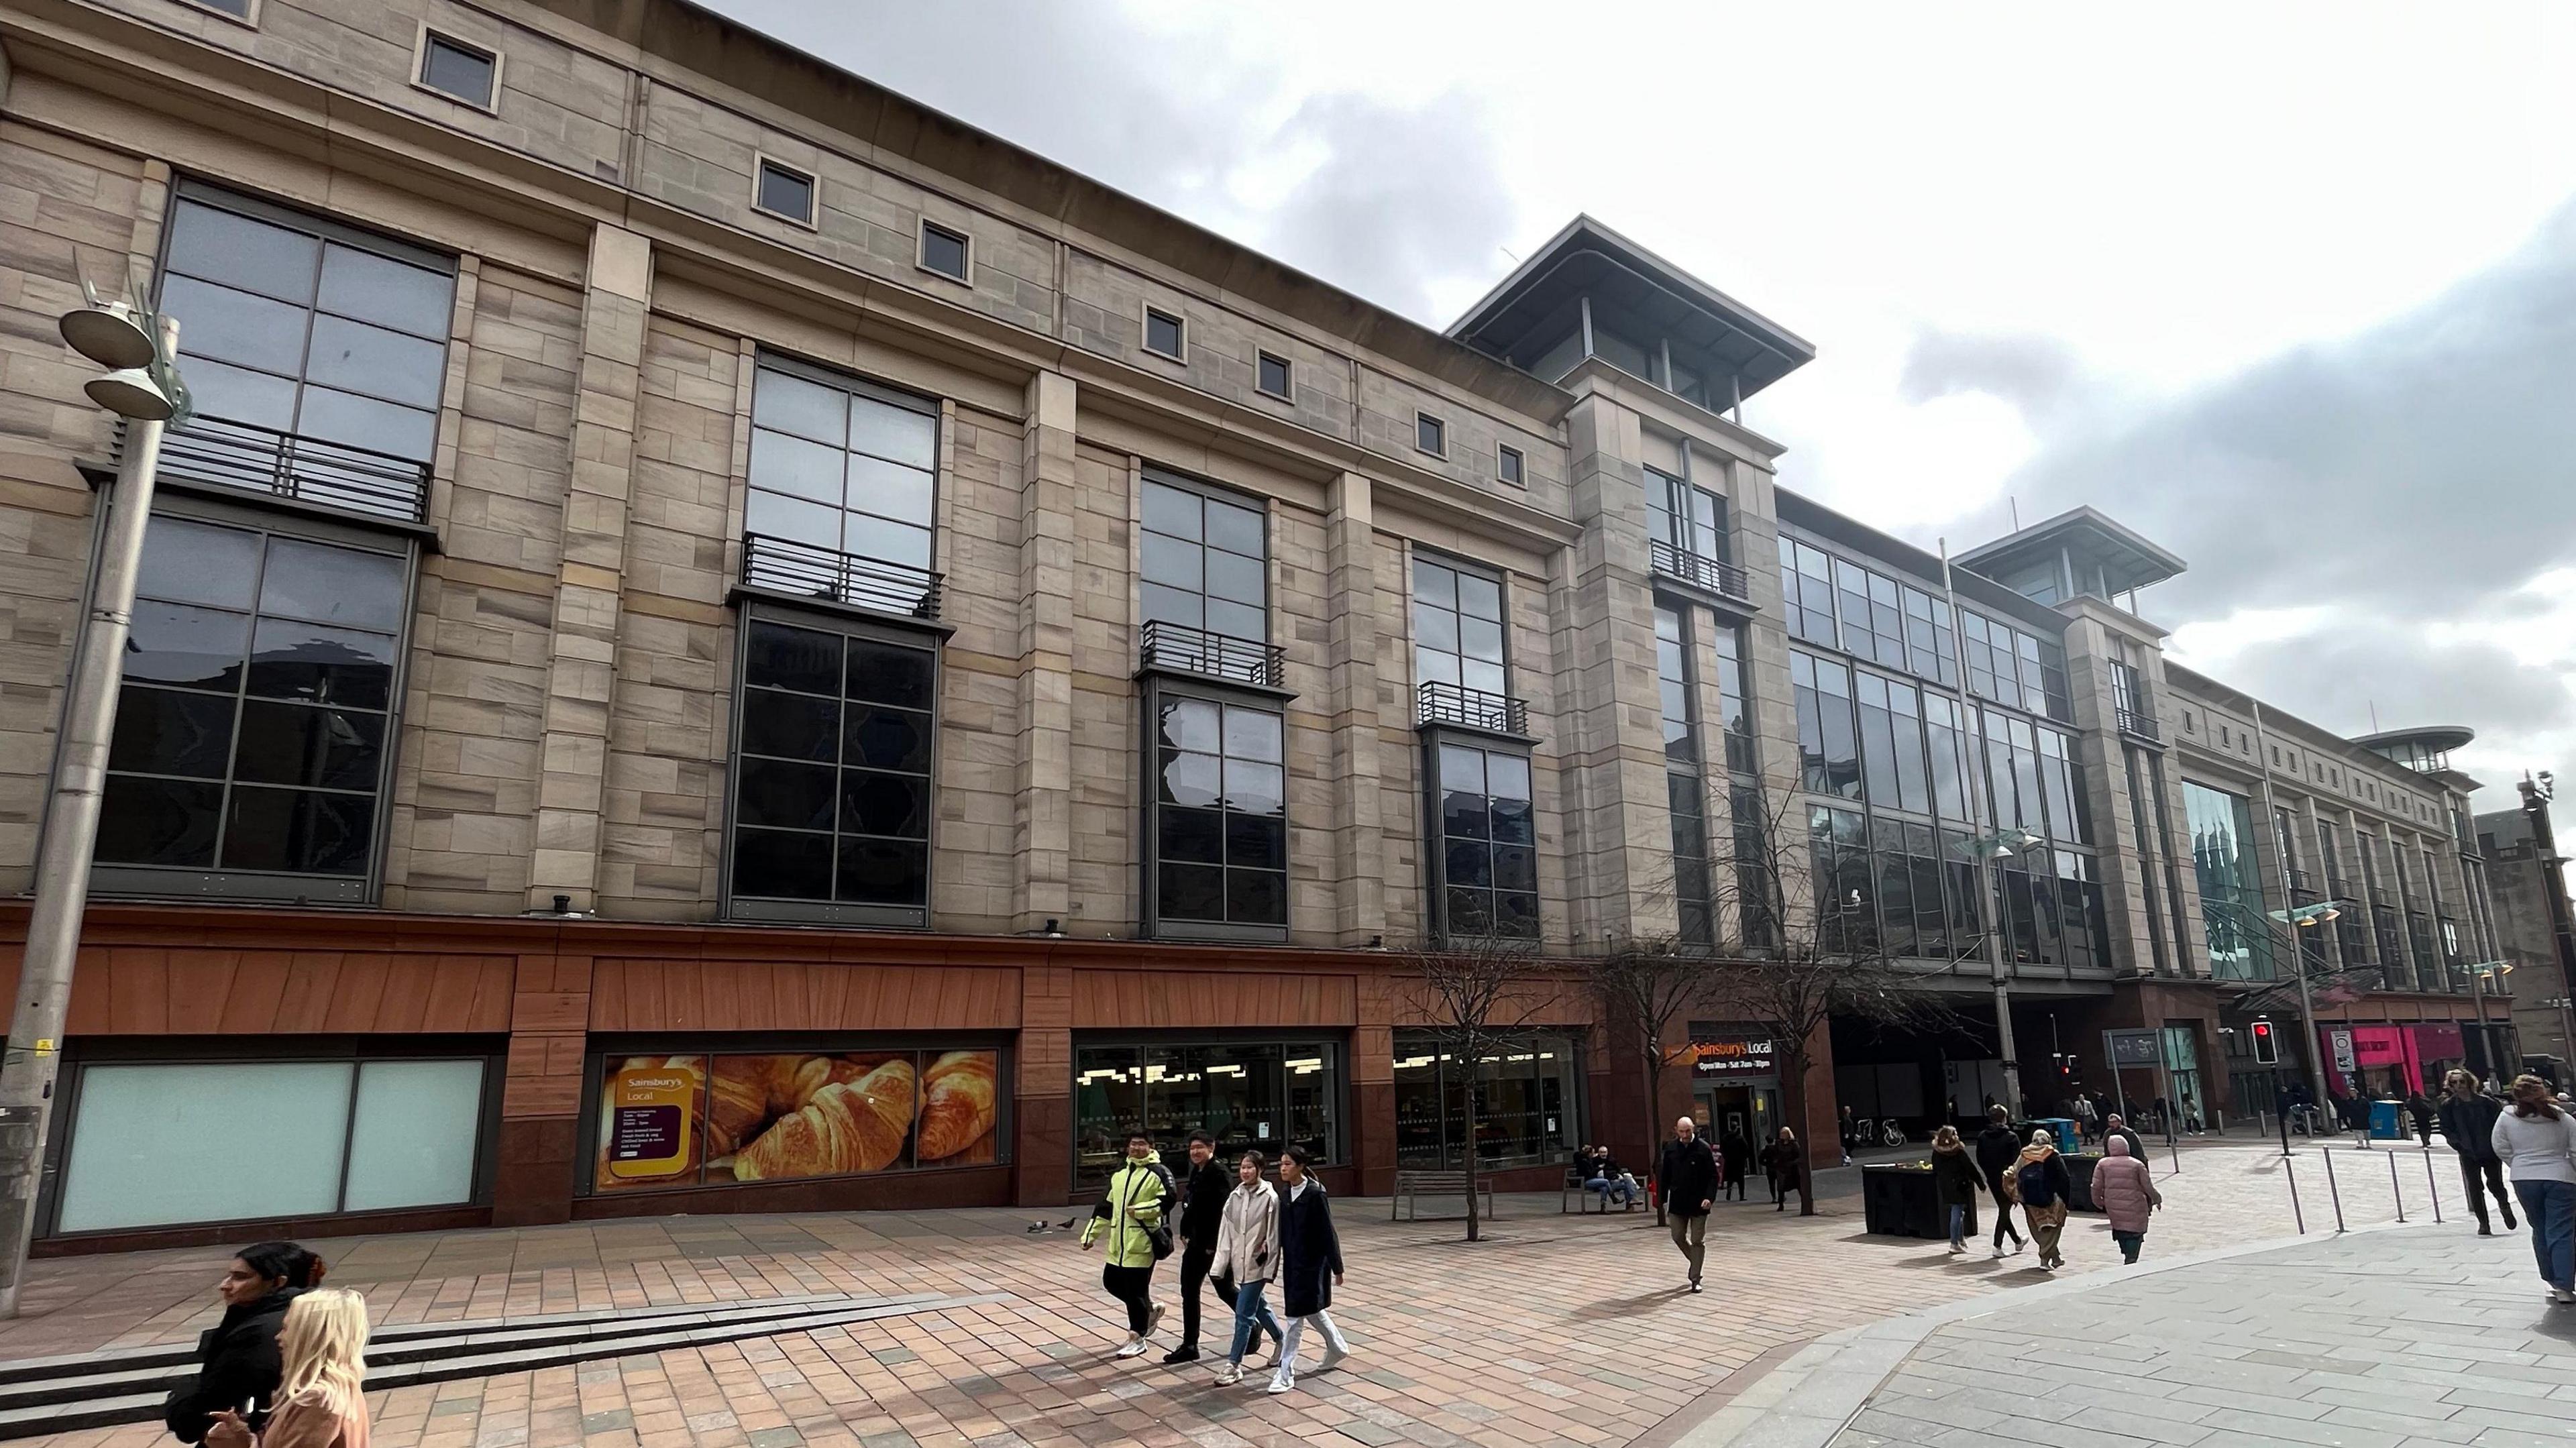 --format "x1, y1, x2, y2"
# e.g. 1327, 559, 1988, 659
1081, 1133, 1177, 1357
